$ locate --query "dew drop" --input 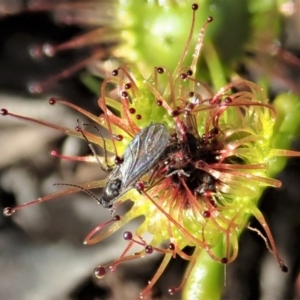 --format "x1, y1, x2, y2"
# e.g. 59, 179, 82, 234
221, 257, 228, 264
281, 264, 289, 273
168, 243, 175, 250
224, 97, 232, 103
192, 3, 198, 10
27, 81, 43, 94
42, 43, 56, 57
203, 211, 211, 218
129, 107, 136, 114
207, 16, 214, 22
145, 245, 153, 254
51, 150, 57, 156
210, 127, 219, 135
29, 44, 43, 59
112, 69, 118, 76
157, 100, 163, 106
49, 98, 56, 105
124, 83, 131, 89
136, 181, 144, 191
3, 207, 15, 216
187, 70, 193, 76
171, 110, 180, 117
121, 91, 128, 98
115, 156, 123, 165
157, 67, 164, 74
123, 231, 133, 240
113, 215, 120, 221
116, 134, 123, 141
187, 103, 195, 110
94, 266, 106, 279
1, 108, 8, 115
168, 287, 176, 295
209, 199, 216, 206
75, 125, 81, 132
180, 73, 188, 80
